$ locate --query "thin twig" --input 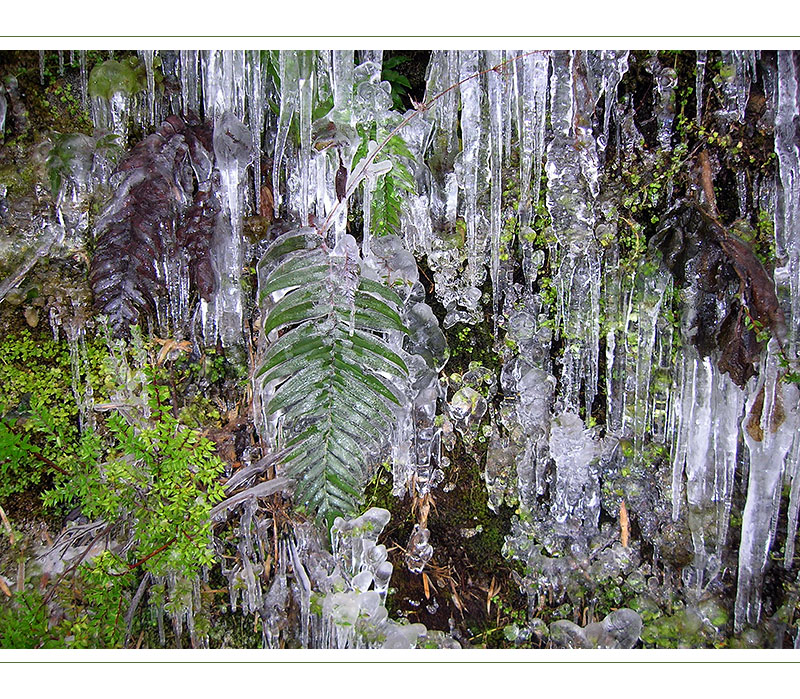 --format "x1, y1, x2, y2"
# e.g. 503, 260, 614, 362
108, 537, 177, 577
124, 571, 152, 646
27, 450, 71, 477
